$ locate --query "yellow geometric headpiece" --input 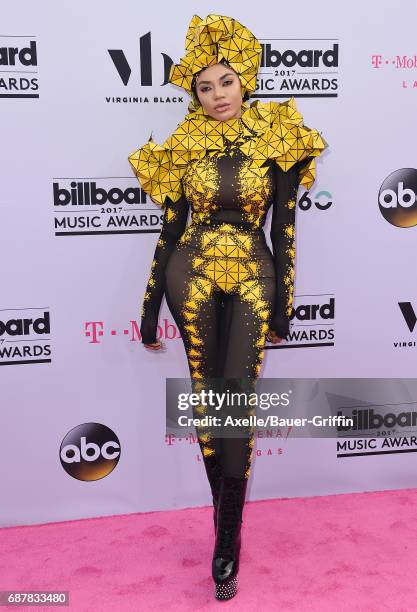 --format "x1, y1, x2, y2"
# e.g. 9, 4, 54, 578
169, 14, 262, 105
